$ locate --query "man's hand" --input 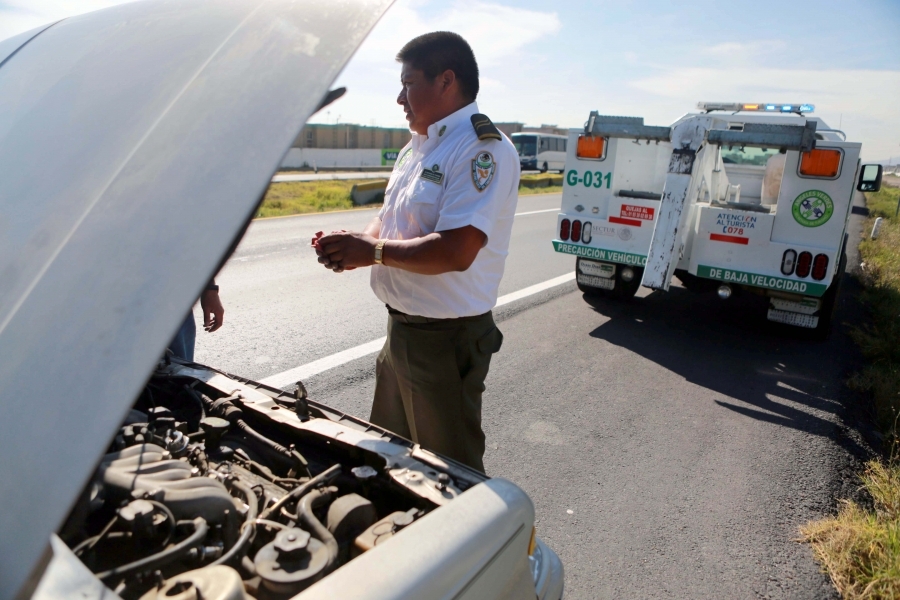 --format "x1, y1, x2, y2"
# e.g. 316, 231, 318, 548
317, 231, 379, 271
200, 289, 224, 332
309, 219, 484, 275
312, 230, 356, 273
